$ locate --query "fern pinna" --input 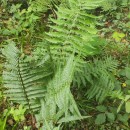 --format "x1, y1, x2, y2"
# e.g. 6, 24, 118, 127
2, 43, 53, 112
